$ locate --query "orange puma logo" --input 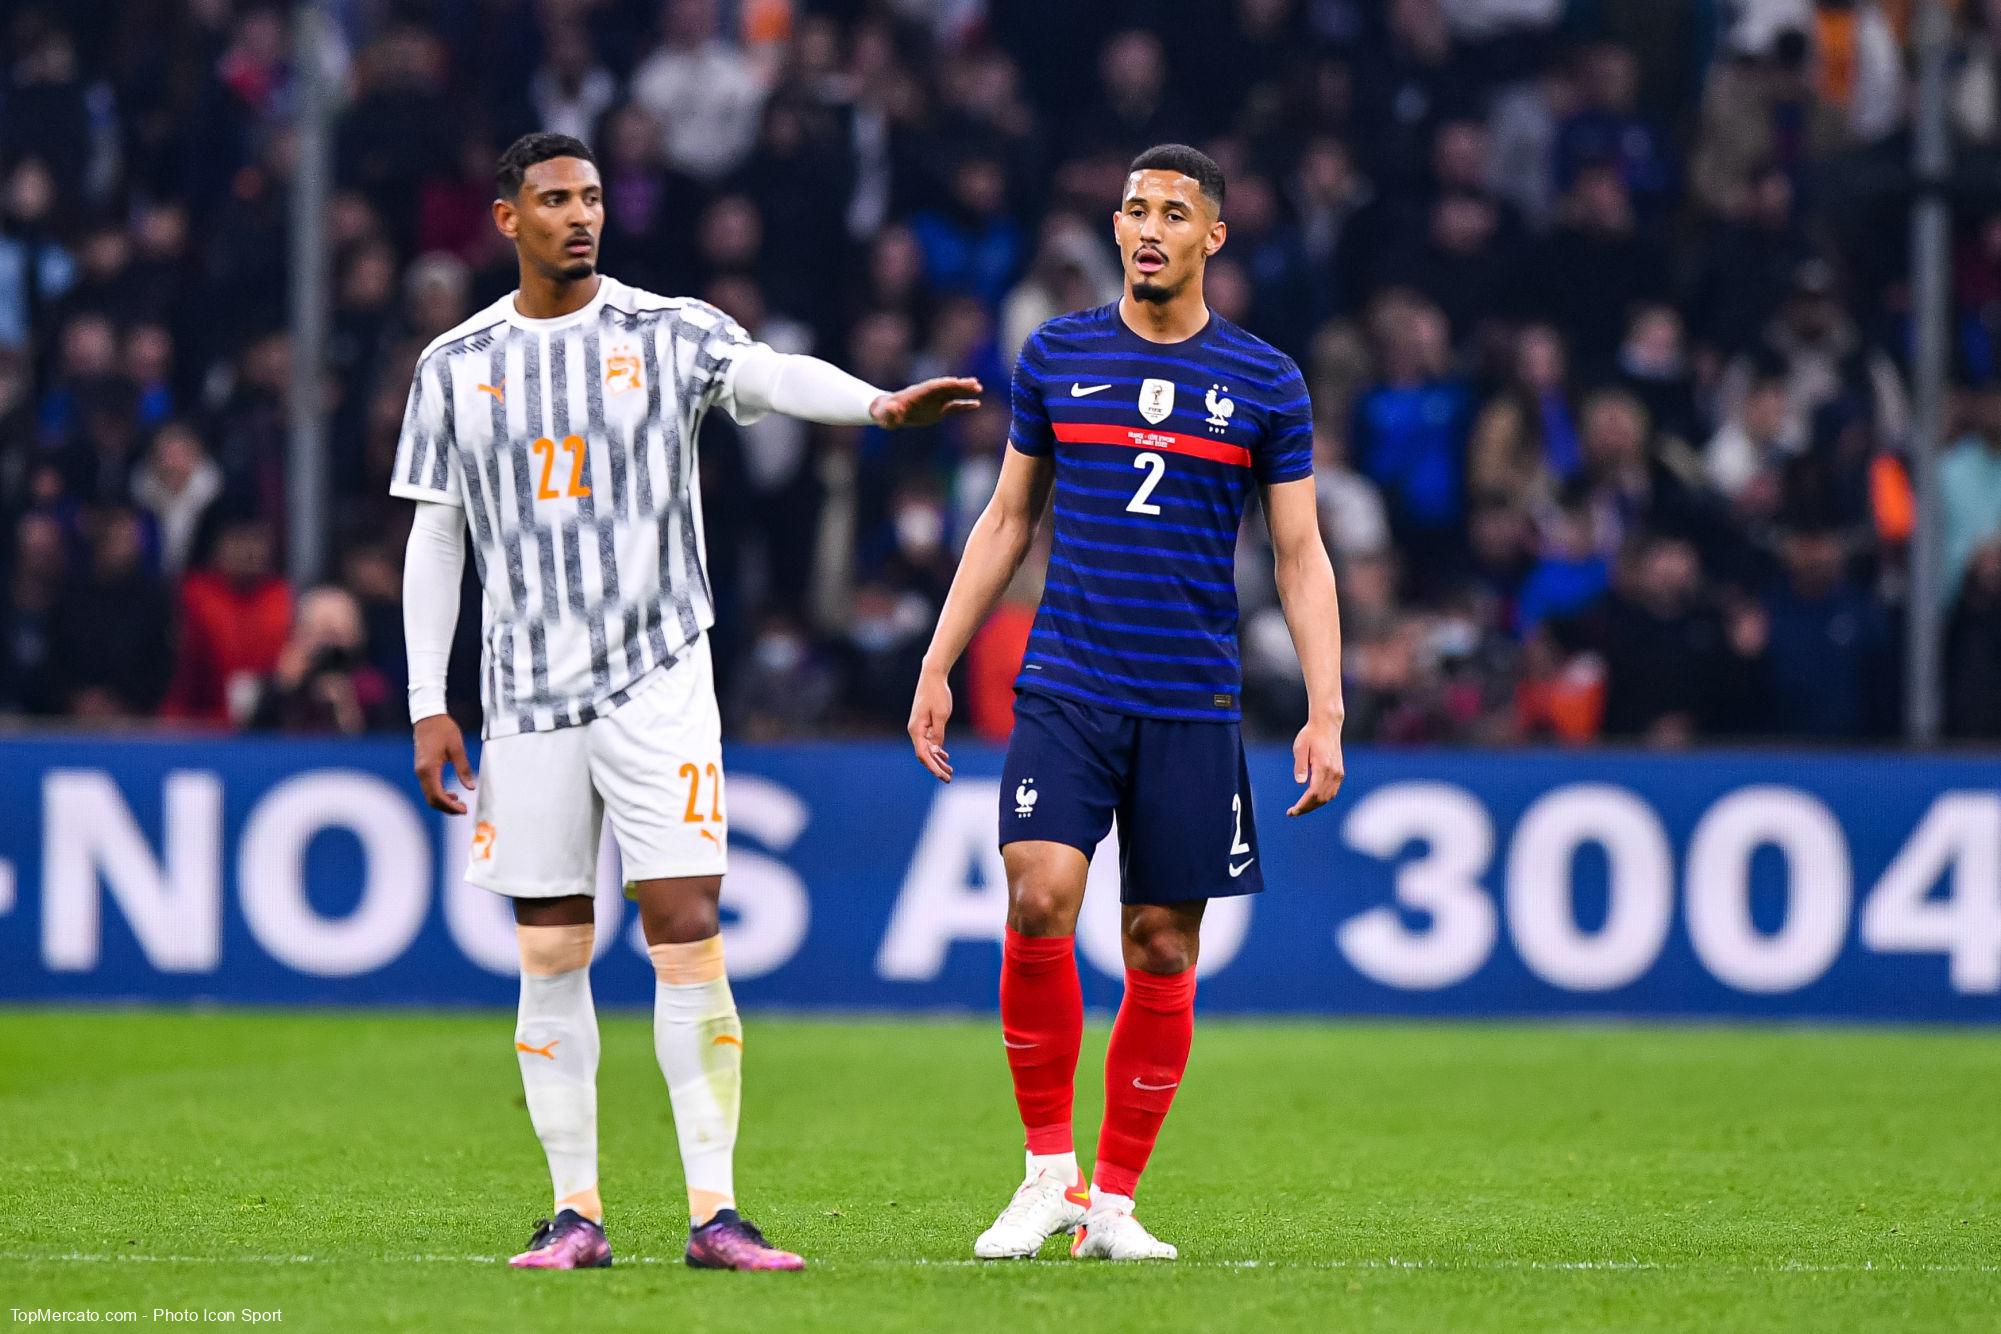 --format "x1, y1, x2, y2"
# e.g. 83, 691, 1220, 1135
477, 379, 505, 401
605, 351, 642, 394
515, 1039, 559, 1060
698, 828, 721, 848
471, 821, 497, 862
